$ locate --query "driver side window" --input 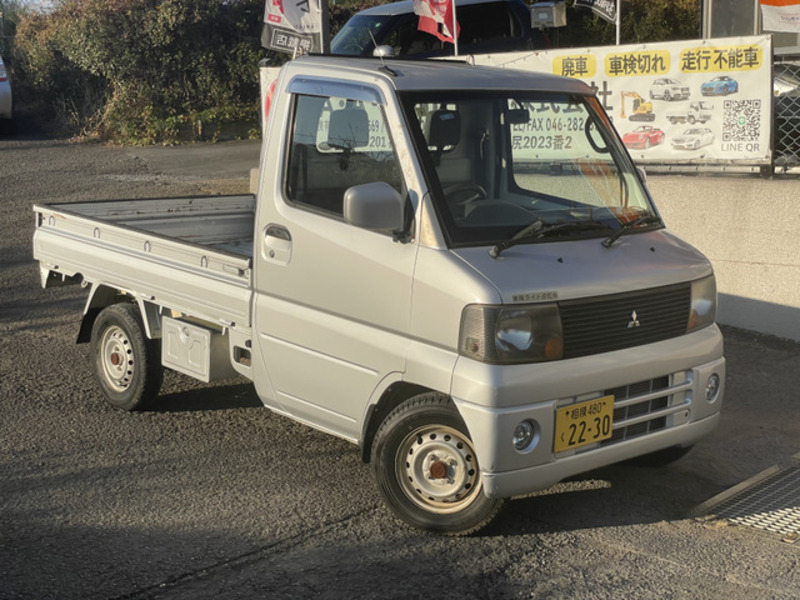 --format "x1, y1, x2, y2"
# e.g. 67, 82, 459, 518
285, 93, 404, 217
